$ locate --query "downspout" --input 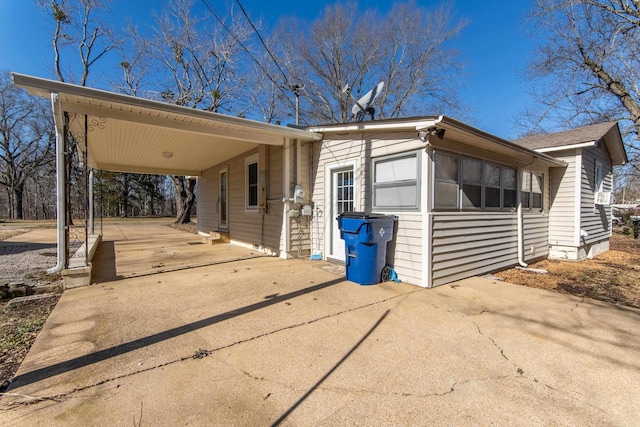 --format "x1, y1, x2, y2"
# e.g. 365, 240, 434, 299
47, 92, 67, 274
517, 201, 527, 268
517, 156, 538, 268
